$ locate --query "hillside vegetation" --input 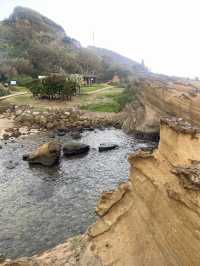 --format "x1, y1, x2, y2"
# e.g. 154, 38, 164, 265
0, 6, 147, 83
